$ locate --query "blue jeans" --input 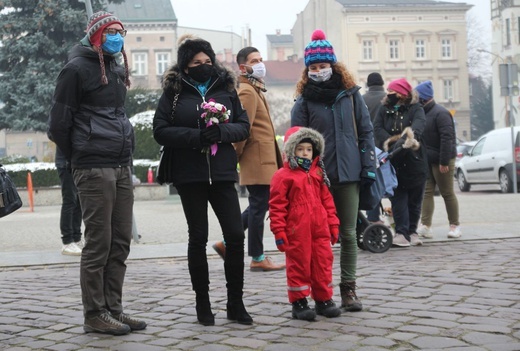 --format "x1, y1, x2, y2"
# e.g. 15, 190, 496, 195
242, 185, 270, 258
58, 167, 82, 244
